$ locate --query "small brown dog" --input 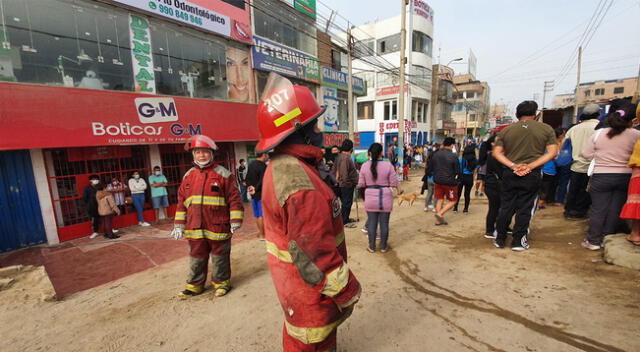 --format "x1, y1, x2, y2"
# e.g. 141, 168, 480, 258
397, 191, 419, 206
